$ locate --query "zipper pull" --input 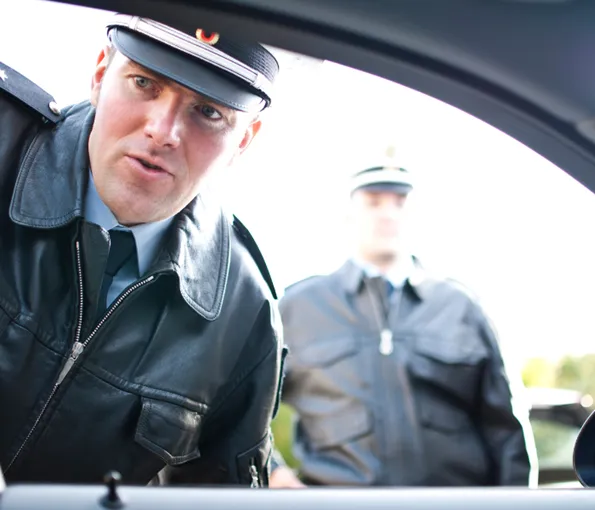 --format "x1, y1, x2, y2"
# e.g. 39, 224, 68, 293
379, 329, 394, 356
56, 341, 85, 385
249, 460, 260, 488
